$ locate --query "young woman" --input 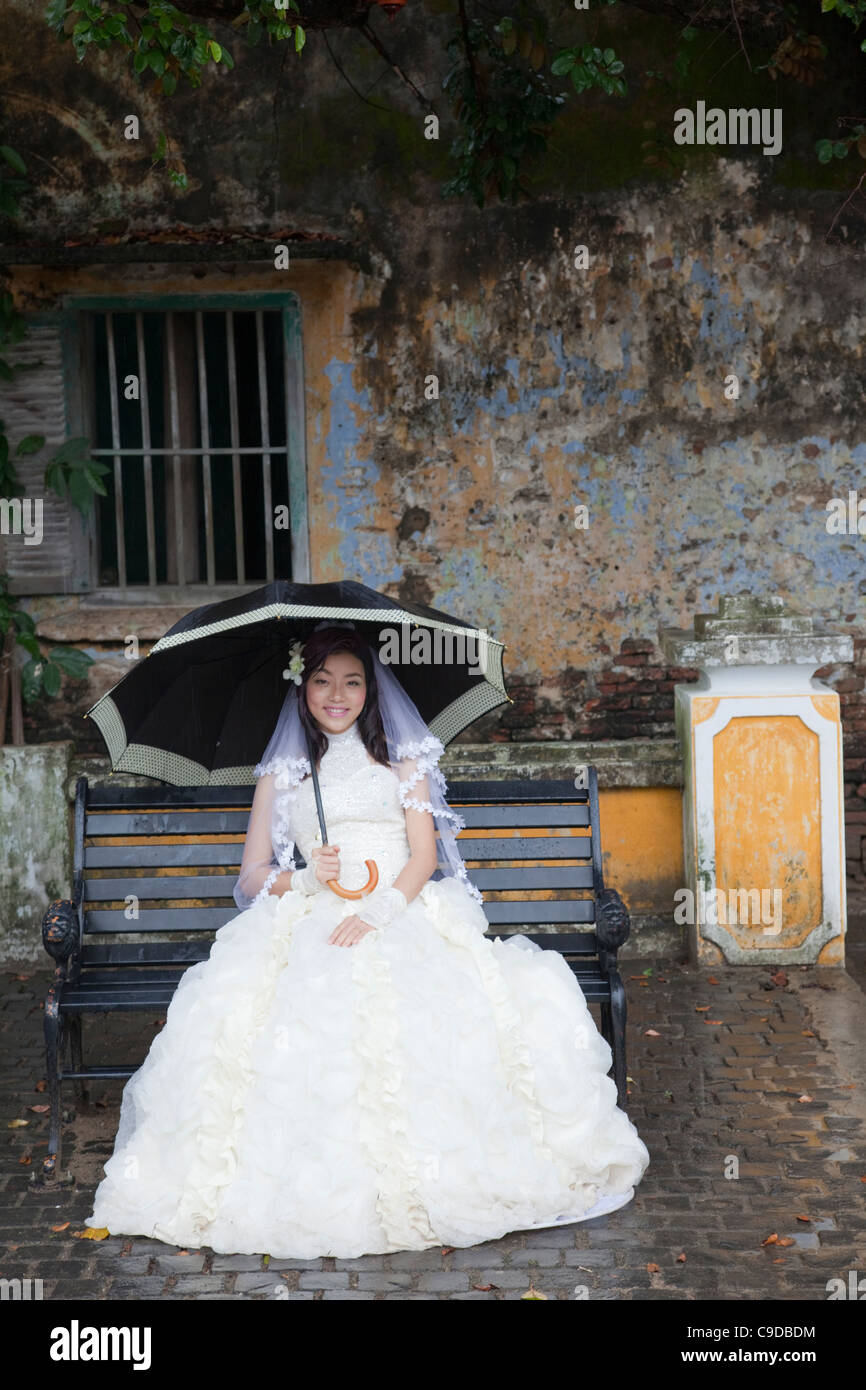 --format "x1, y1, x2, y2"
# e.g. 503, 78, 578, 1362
86, 624, 649, 1258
